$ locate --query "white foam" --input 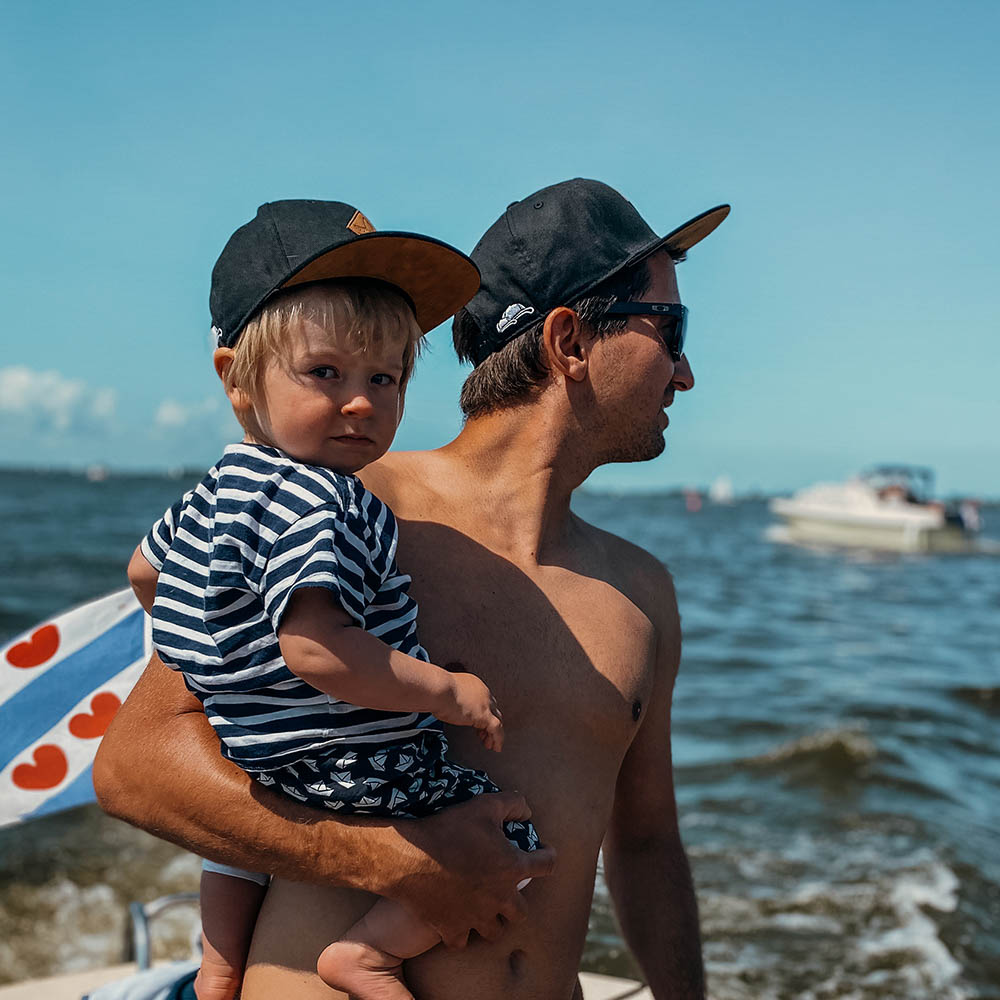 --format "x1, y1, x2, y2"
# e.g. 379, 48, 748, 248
858, 861, 964, 990
765, 912, 843, 934
892, 860, 959, 913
